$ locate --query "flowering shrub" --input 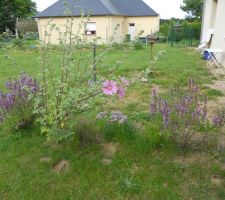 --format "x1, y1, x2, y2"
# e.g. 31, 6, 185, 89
102, 76, 130, 98
34, 71, 129, 141
0, 72, 38, 129
150, 78, 224, 153
32, 9, 129, 141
